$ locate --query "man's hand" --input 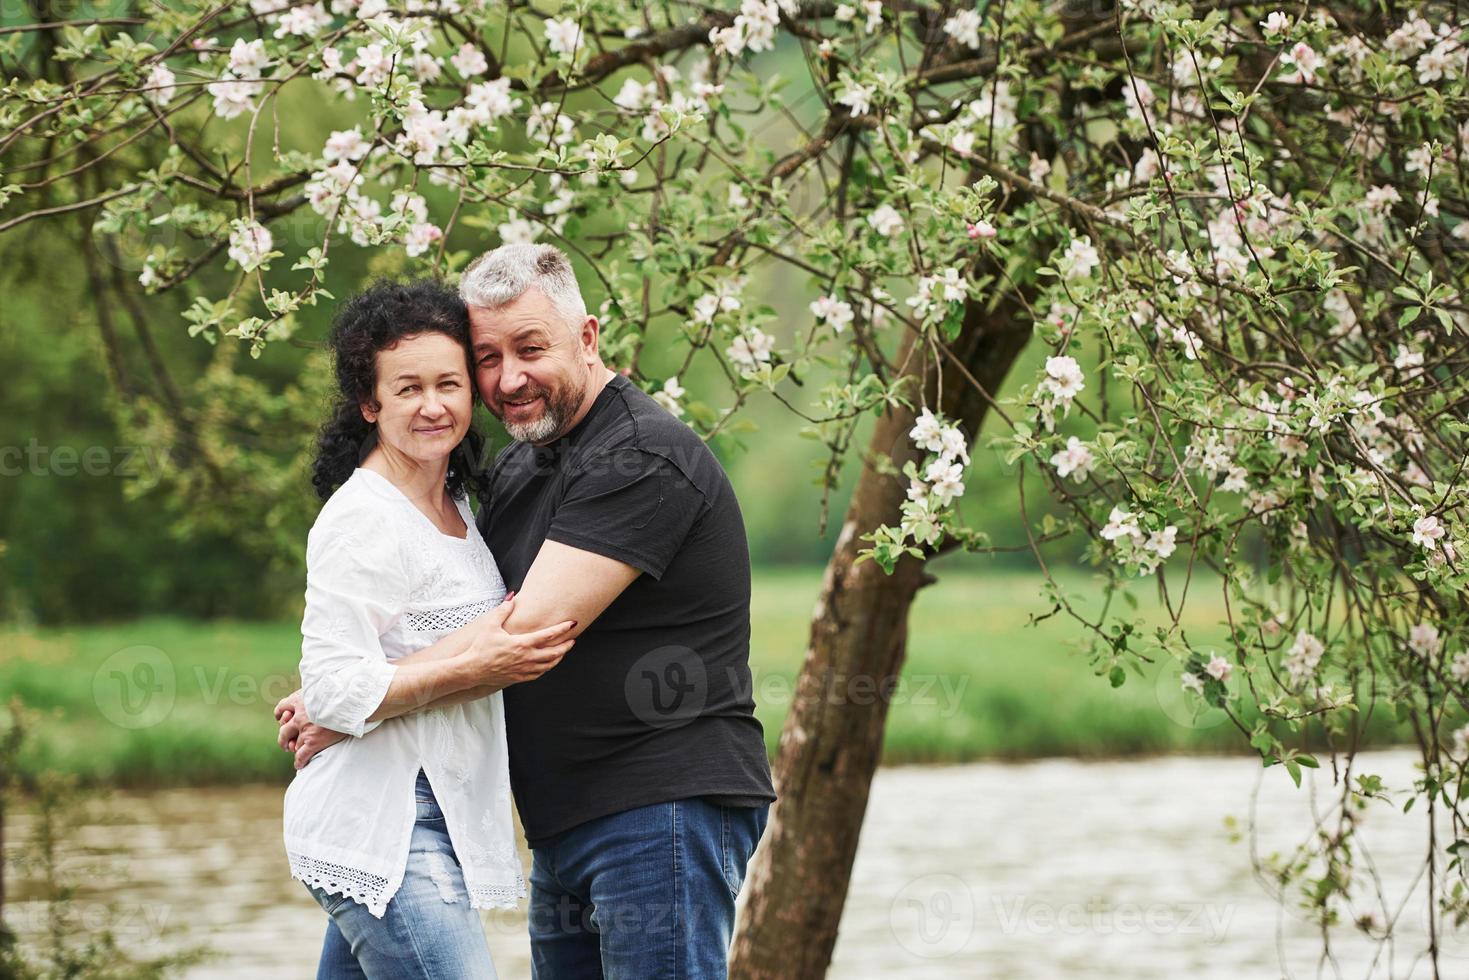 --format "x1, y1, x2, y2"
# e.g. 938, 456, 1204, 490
274, 689, 346, 769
